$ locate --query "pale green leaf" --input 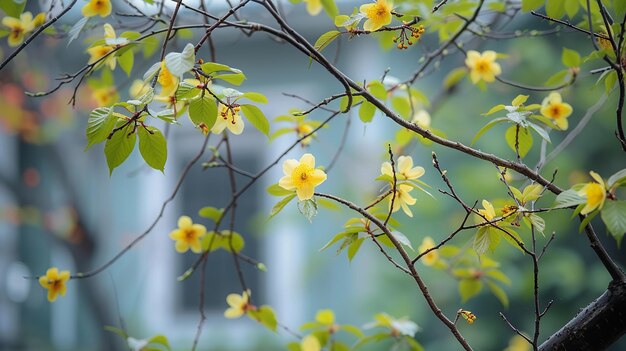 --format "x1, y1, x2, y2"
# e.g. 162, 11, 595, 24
552, 189, 586, 208
198, 206, 223, 222
85, 107, 116, 150
188, 96, 217, 128
359, 101, 376, 123
269, 194, 297, 219
505, 125, 533, 158
471, 117, 508, 145
138, 126, 167, 172
601, 200, 626, 245
104, 123, 136, 175
562, 47, 581, 67
459, 279, 482, 302
608, 168, 626, 188
241, 104, 270, 136
164, 43, 195, 77
486, 280, 509, 308
298, 198, 318, 223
